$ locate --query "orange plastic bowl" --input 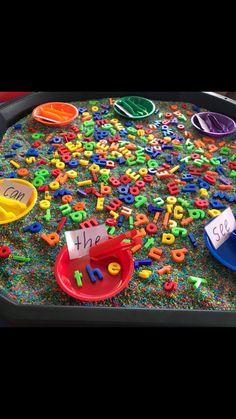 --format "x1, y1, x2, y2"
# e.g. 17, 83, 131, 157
32, 102, 78, 127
